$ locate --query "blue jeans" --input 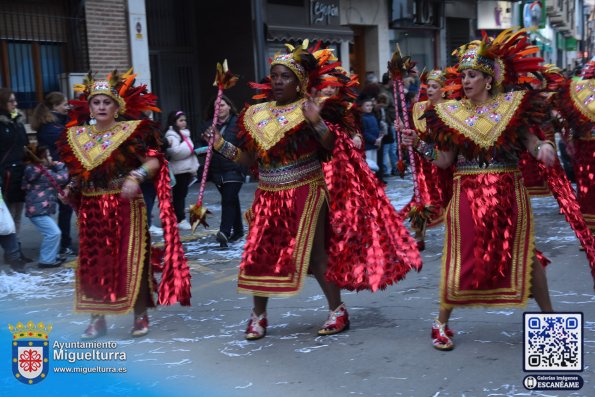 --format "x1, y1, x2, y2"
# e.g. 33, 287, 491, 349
29, 215, 61, 264
383, 142, 398, 174
0, 233, 20, 261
